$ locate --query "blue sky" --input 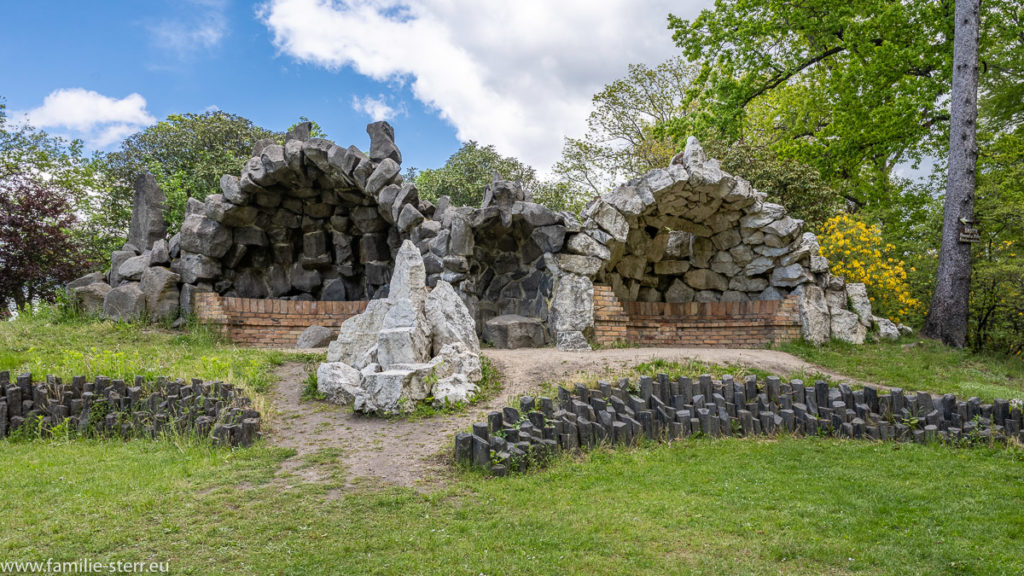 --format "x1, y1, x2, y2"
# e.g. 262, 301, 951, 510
1, 1, 708, 172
